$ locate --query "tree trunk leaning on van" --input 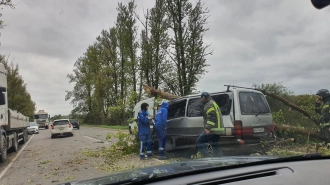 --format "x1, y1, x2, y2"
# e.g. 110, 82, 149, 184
144, 85, 324, 141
